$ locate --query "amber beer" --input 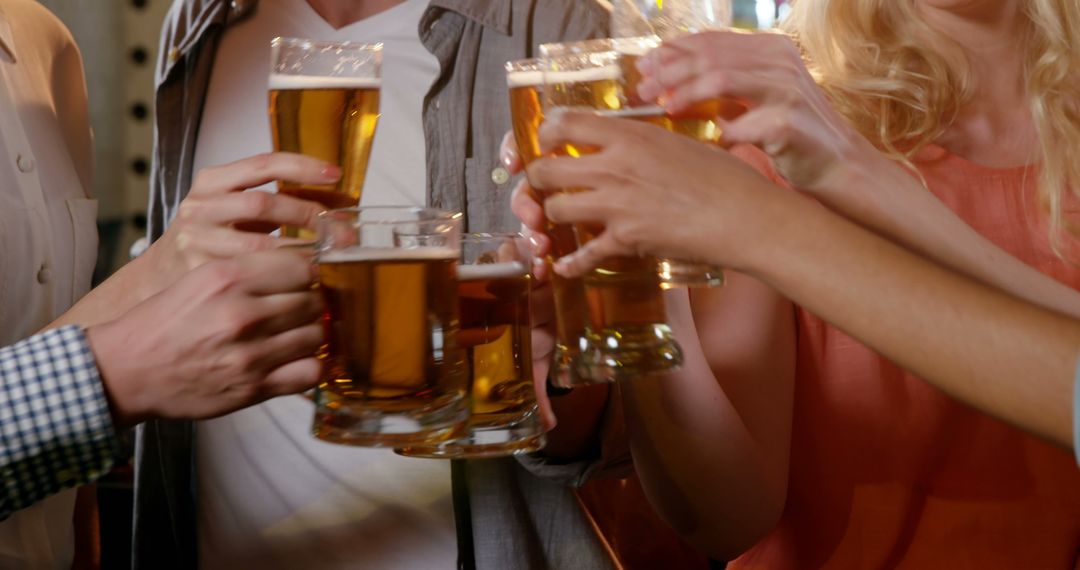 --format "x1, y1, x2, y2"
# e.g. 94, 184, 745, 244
456, 262, 535, 425
507, 61, 595, 385
616, 38, 749, 143
507, 66, 544, 165
316, 246, 467, 446
269, 75, 380, 235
